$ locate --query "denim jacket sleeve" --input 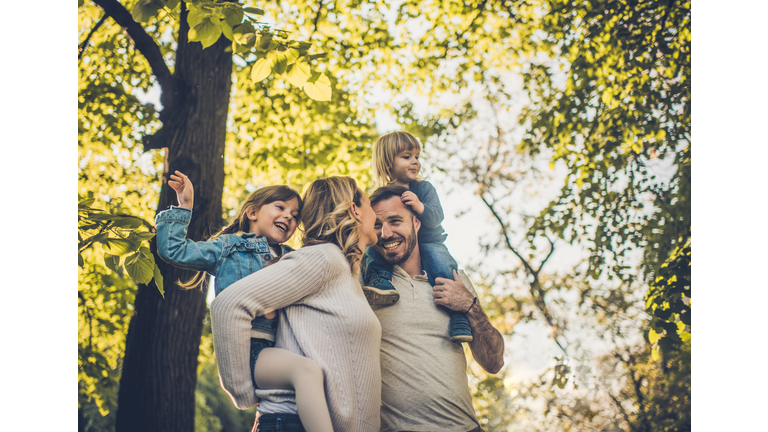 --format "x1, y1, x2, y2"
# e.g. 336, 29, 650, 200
412, 180, 444, 229
155, 207, 223, 274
